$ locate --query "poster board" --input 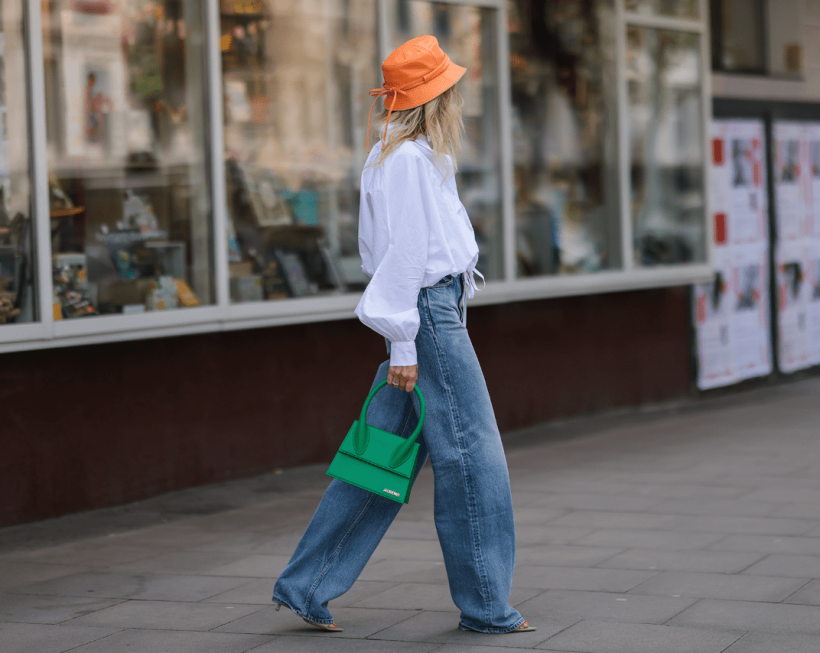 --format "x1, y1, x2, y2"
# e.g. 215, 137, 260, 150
773, 121, 820, 373
694, 120, 772, 389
